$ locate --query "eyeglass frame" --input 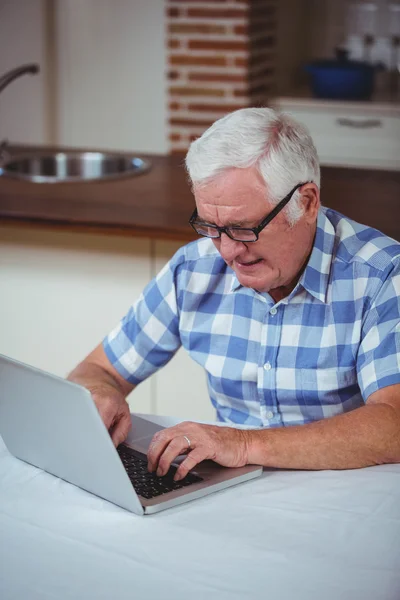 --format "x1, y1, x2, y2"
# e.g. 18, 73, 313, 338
189, 181, 309, 243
